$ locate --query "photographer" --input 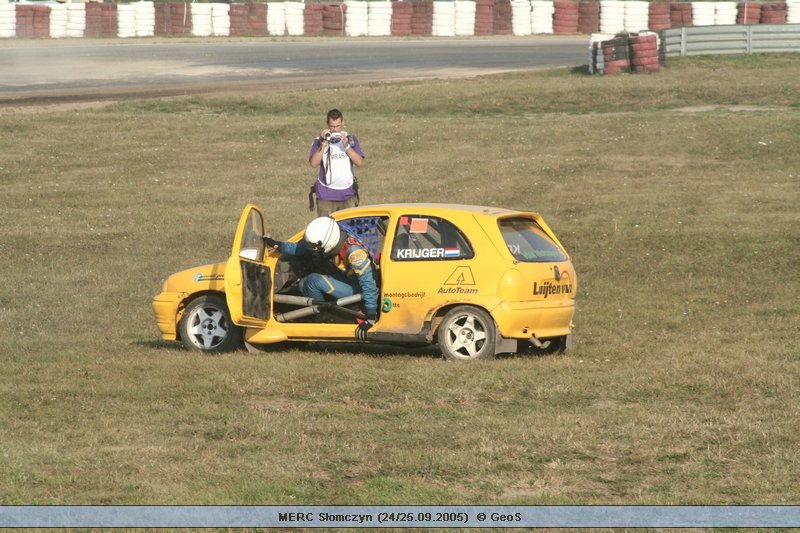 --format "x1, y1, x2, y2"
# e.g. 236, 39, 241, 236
308, 109, 365, 217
